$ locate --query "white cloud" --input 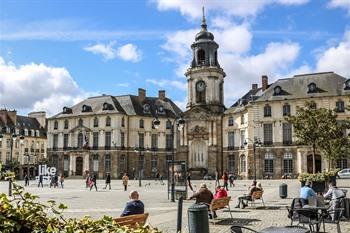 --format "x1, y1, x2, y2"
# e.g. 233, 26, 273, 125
154, 0, 309, 19
84, 42, 142, 62
117, 83, 129, 87
146, 79, 187, 90
117, 43, 142, 62
0, 57, 92, 116
316, 30, 350, 77
84, 41, 117, 60
173, 97, 187, 110
328, 0, 350, 15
